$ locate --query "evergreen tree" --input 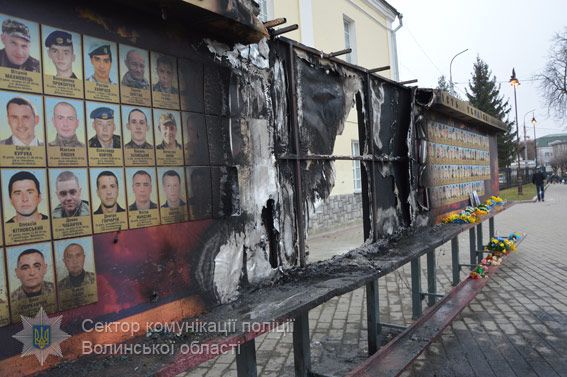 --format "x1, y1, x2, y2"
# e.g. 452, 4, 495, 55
437, 75, 459, 98
437, 75, 451, 92
465, 57, 516, 168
